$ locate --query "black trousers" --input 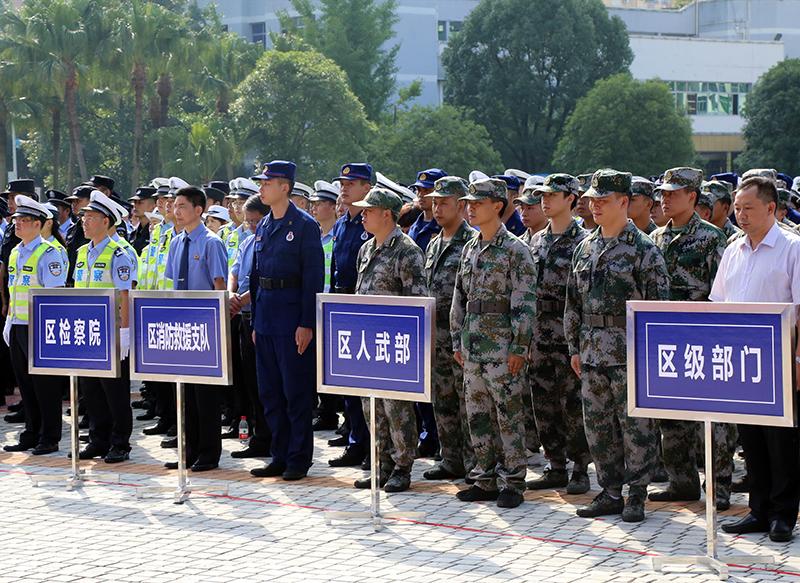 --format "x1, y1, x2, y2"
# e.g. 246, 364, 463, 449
9, 325, 62, 445
82, 359, 133, 451
0, 313, 14, 394
739, 413, 800, 528
184, 383, 222, 466
153, 381, 176, 427
239, 315, 270, 452
225, 314, 245, 426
